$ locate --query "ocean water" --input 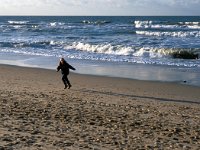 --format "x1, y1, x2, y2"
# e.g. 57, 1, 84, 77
0, 16, 200, 86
